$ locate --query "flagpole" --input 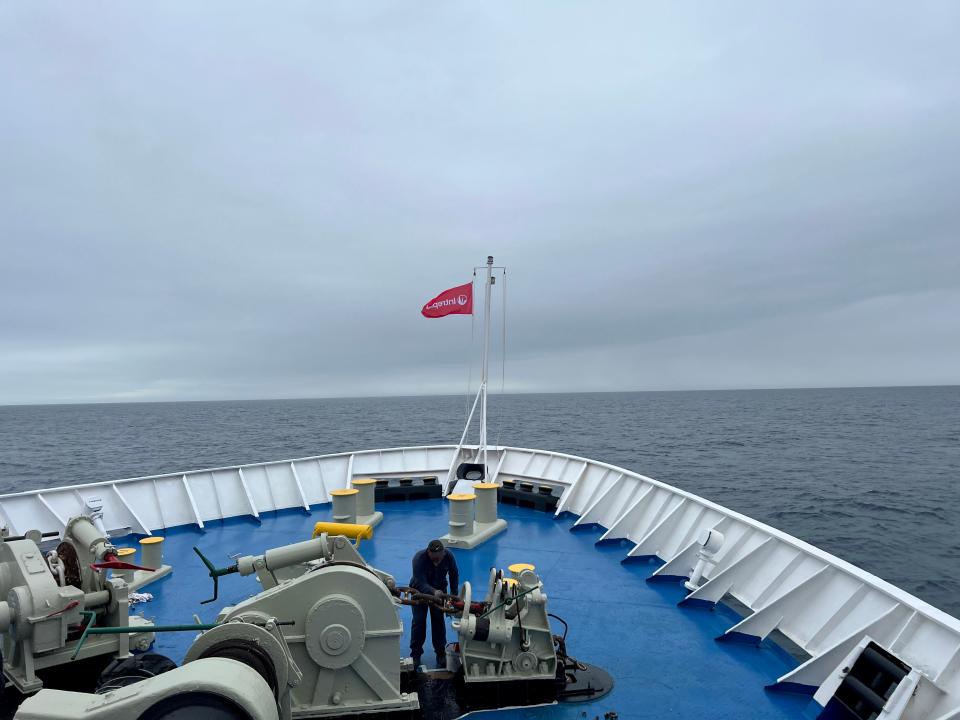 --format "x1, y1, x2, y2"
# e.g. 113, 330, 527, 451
479, 255, 493, 474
